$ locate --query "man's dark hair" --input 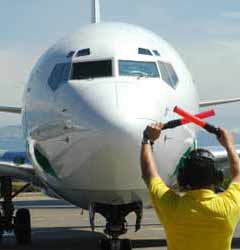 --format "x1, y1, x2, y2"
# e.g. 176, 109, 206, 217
177, 148, 224, 189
